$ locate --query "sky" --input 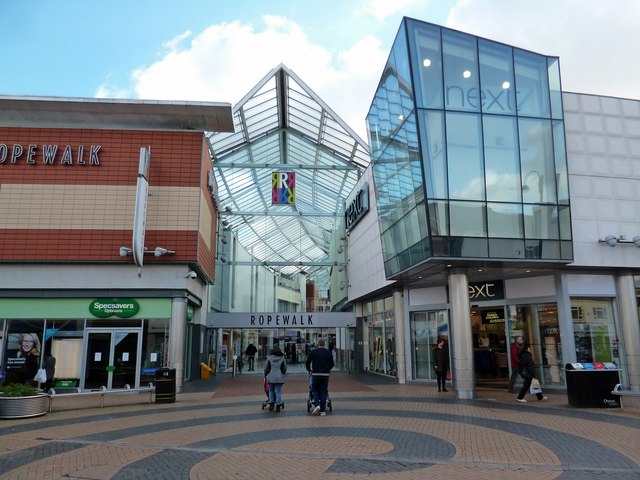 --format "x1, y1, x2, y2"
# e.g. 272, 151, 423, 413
2, 0, 639, 140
